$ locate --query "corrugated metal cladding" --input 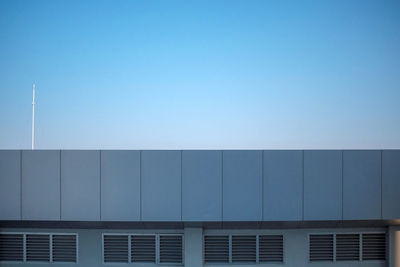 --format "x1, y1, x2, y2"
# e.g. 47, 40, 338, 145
0, 150, 400, 222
